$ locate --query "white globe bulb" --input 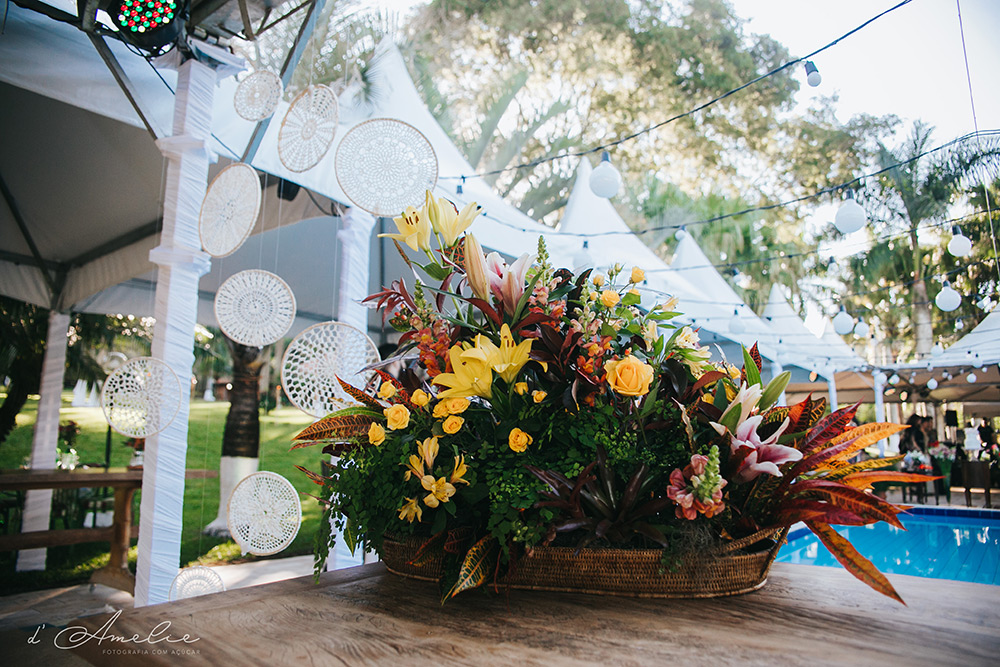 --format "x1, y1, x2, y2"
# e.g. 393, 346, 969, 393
854, 320, 870, 338
833, 309, 854, 335
889, 373, 900, 385
947, 233, 972, 257
931, 342, 945, 357
926, 378, 938, 390
834, 199, 867, 234
674, 226, 688, 241
807, 70, 822, 87
589, 157, 622, 199
935, 283, 962, 312
967, 373, 978, 384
